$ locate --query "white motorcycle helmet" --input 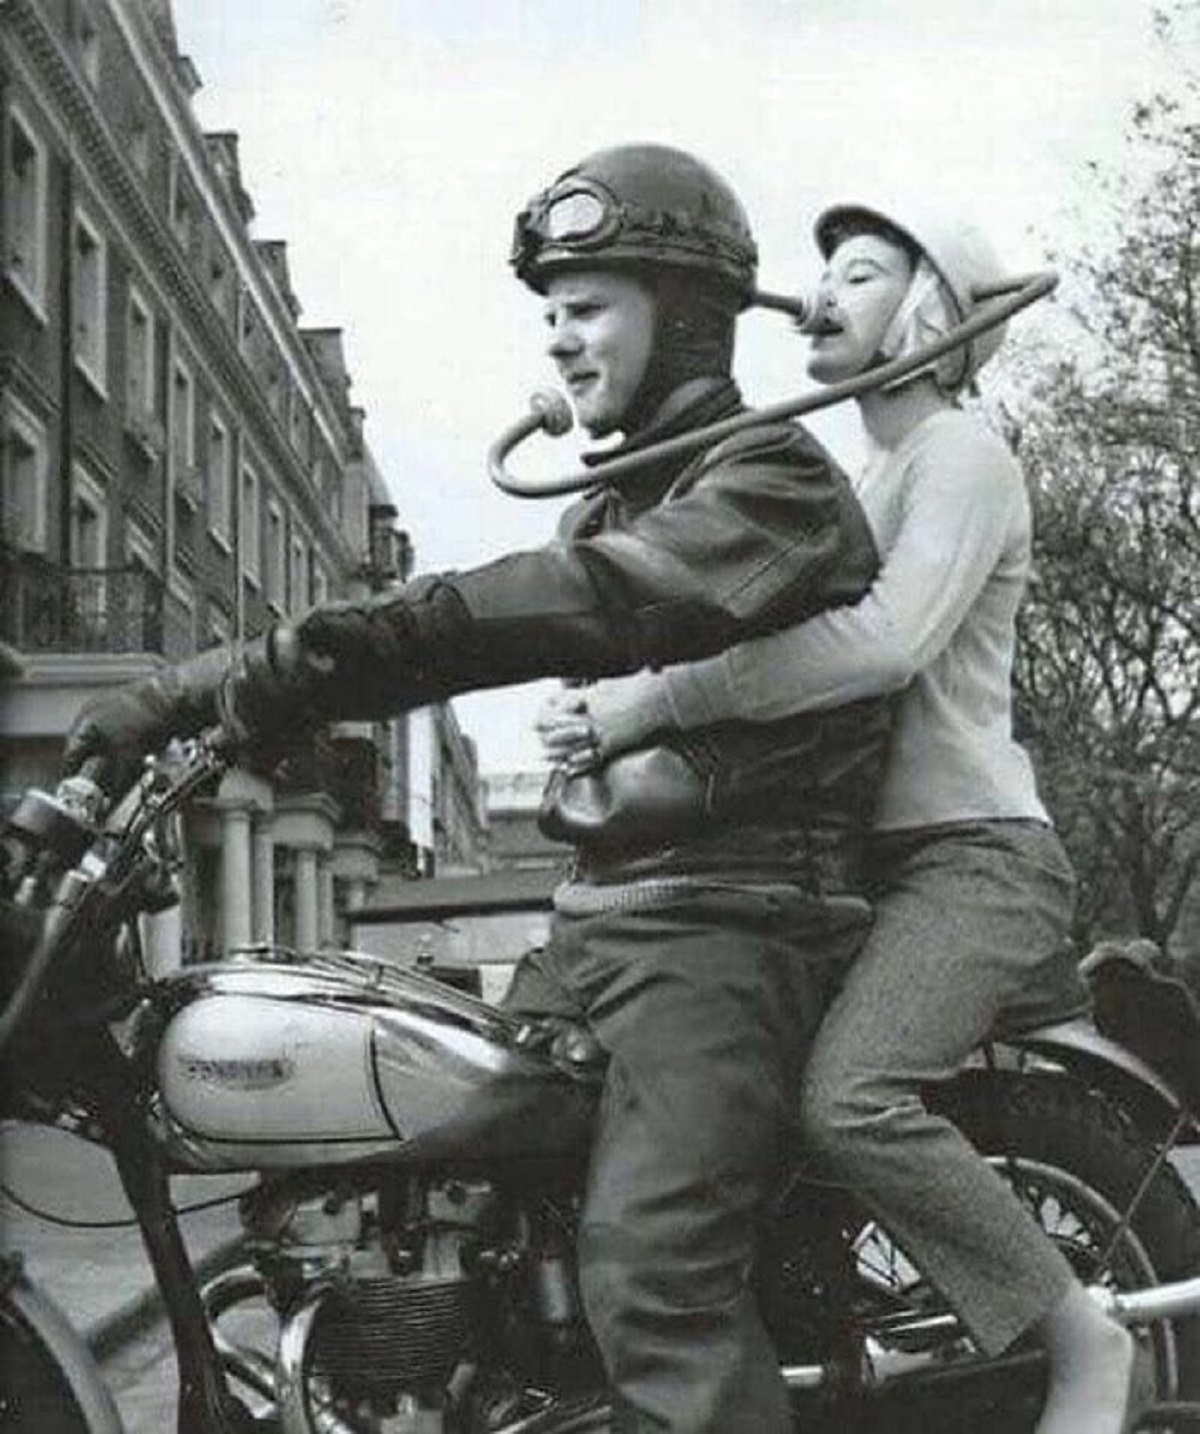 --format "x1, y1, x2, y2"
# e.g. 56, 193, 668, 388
814, 201, 1010, 391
